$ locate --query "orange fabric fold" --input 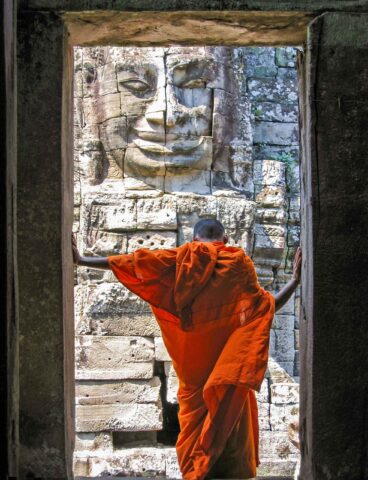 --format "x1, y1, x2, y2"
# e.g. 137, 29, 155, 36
108, 241, 275, 479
